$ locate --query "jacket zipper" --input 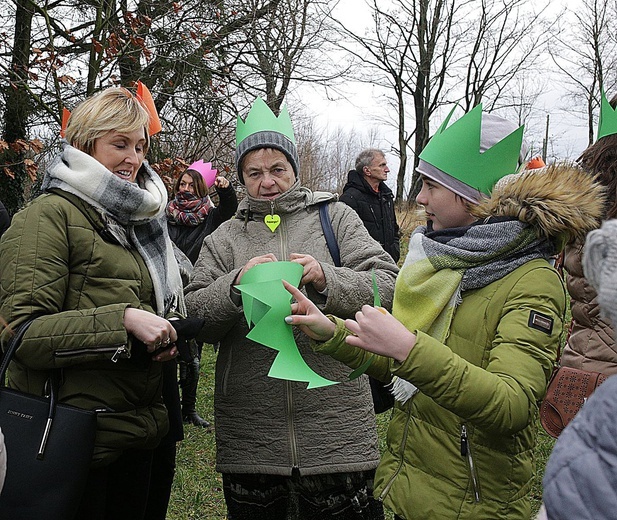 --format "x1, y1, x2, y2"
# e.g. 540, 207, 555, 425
277, 206, 300, 469
379, 405, 412, 500
369, 206, 381, 229
286, 379, 300, 468
54, 344, 131, 363
460, 424, 481, 503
